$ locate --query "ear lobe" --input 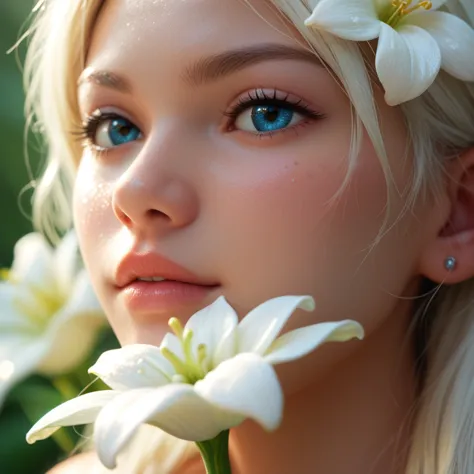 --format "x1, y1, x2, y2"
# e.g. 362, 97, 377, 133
418, 148, 474, 284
